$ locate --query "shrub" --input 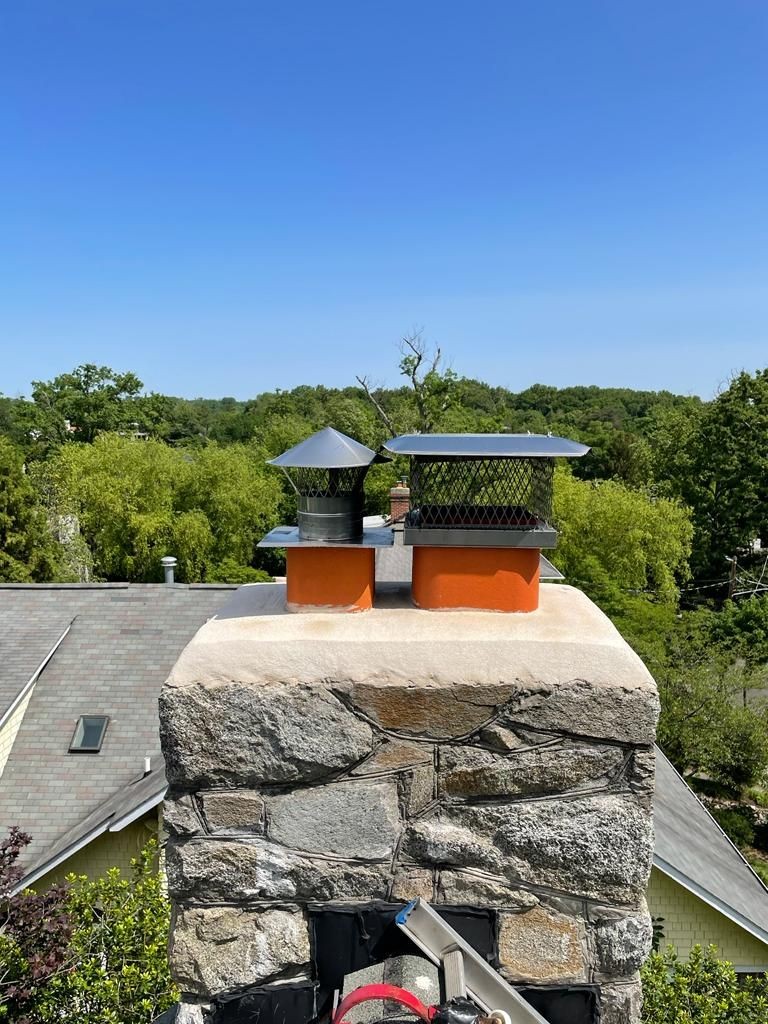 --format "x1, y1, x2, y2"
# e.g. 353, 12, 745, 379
0, 828, 72, 1022
748, 857, 768, 887
642, 946, 768, 1023
210, 557, 273, 583
709, 805, 756, 848
745, 786, 768, 809
0, 837, 177, 1023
